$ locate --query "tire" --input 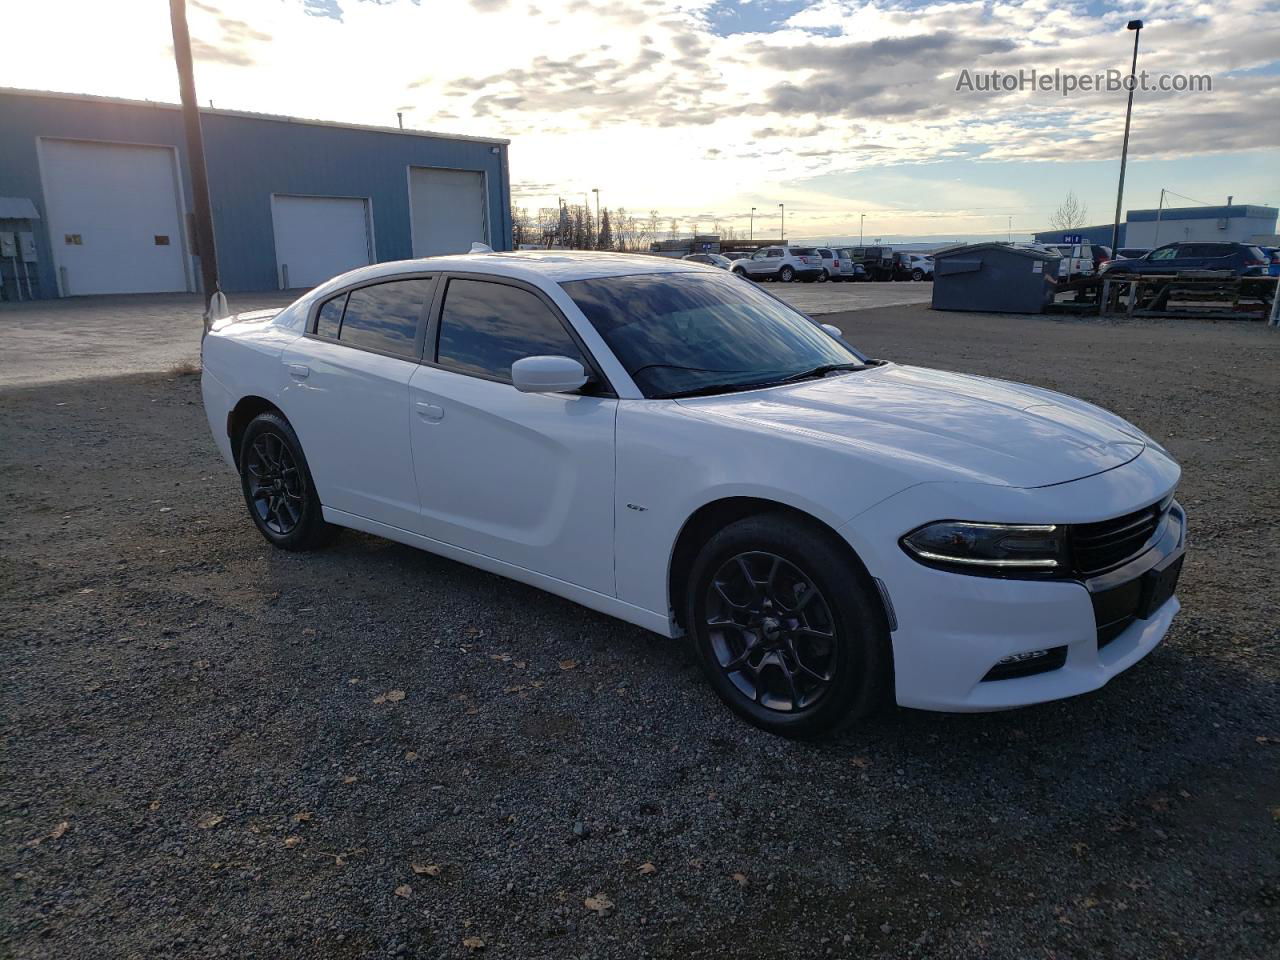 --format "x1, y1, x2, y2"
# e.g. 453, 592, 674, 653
731, 267, 746, 278
911, 268, 924, 282
818, 269, 829, 283
779, 265, 795, 283
686, 513, 892, 738
239, 411, 337, 551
